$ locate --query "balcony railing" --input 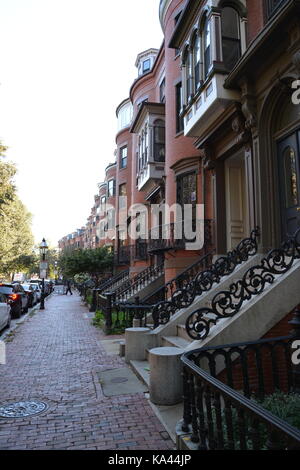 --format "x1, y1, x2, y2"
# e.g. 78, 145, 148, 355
180, 309, 300, 450
148, 219, 214, 253
115, 240, 148, 266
